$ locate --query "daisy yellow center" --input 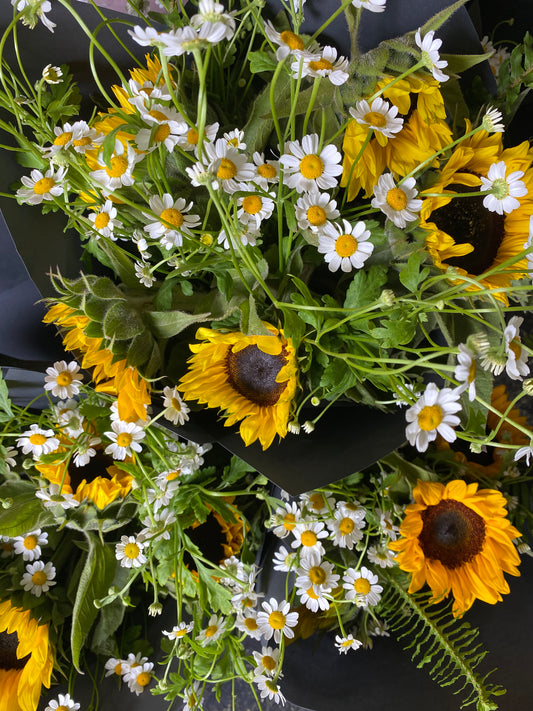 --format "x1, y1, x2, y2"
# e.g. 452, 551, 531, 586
174, 628, 187, 637
509, 340, 522, 360
244, 617, 258, 631
114, 662, 122, 674
300, 154, 324, 180
339, 517, 355, 535
335, 234, 358, 258
73, 136, 92, 147
262, 654, 276, 671
0, 631, 29, 670
33, 177, 55, 195
160, 207, 184, 228
268, 611, 286, 630
106, 156, 129, 178
308, 493, 325, 510
265, 679, 279, 693
228, 137, 240, 148
417, 404, 443, 431
341, 639, 353, 648
201, 233, 213, 245
364, 111, 387, 127
217, 158, 238, 180
205, 624, 219, 637
300, 530, 317, 547
124, 542, 140, 559
56, 706, 68, 711
54, 131, 73, 146
386, 188, 408, 211
29, 433, 47, 446
136, 671, 151, 687
257, 163, 276, 178
56, 372, 73, 387
187, 128, 199, 145
242, 597, 254, 608
308, 565, 327, 585
242, 195, 262, 214
306, 586, 319, 600
166, 471, 180, 481
31, 571, 47, 586
154, 124, 171, 143
24, 535, 38, 550
468, 360, 476, 383
419, 499, 486, 569
94, 213, 110, 229
280, 30, 304, 50
307, 205, 327, 226
149, 109, 169, 122
283, 513, 296, 530
309, 58, 333, 72
353, 578, 371, 595
116, 432, 133, 448
226, 344, 288, 407
170, 397, 182, 412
